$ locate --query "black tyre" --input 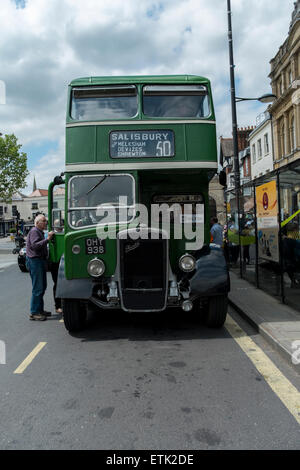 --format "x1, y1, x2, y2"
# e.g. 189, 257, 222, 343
63, 299, 86, 332
205, 295, 228, 328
